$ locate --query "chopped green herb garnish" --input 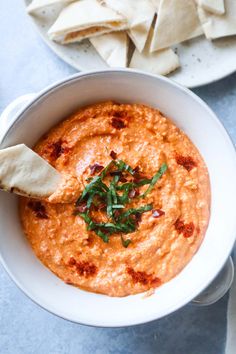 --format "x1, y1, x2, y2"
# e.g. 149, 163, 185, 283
110, 181, 118, 204
77, 175, 101, 204
140, 163, 168, 198
95, 229, 109, 243
106, 189, 113, 218
74, 159, 167, 247
115, 159, 135, 175
118, 204, 153, 221
100, 160, 115, 179
121, 236, 132, 248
